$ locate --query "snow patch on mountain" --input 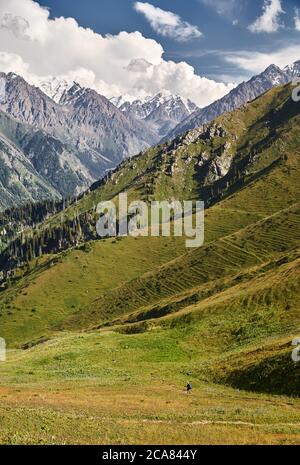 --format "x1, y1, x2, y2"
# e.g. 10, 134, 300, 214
110, 91, 198, 138
34, 77, 74, 103
0, 76, 6, 104
113, 91, 197, 119
284, 61, 300, 79
110, 94, 143, 108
